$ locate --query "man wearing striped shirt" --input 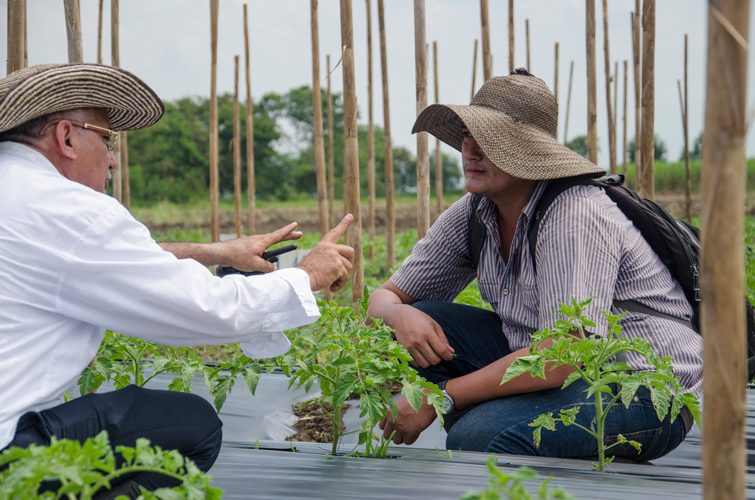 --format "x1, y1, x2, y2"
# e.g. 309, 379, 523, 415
368, 70, 702, 460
